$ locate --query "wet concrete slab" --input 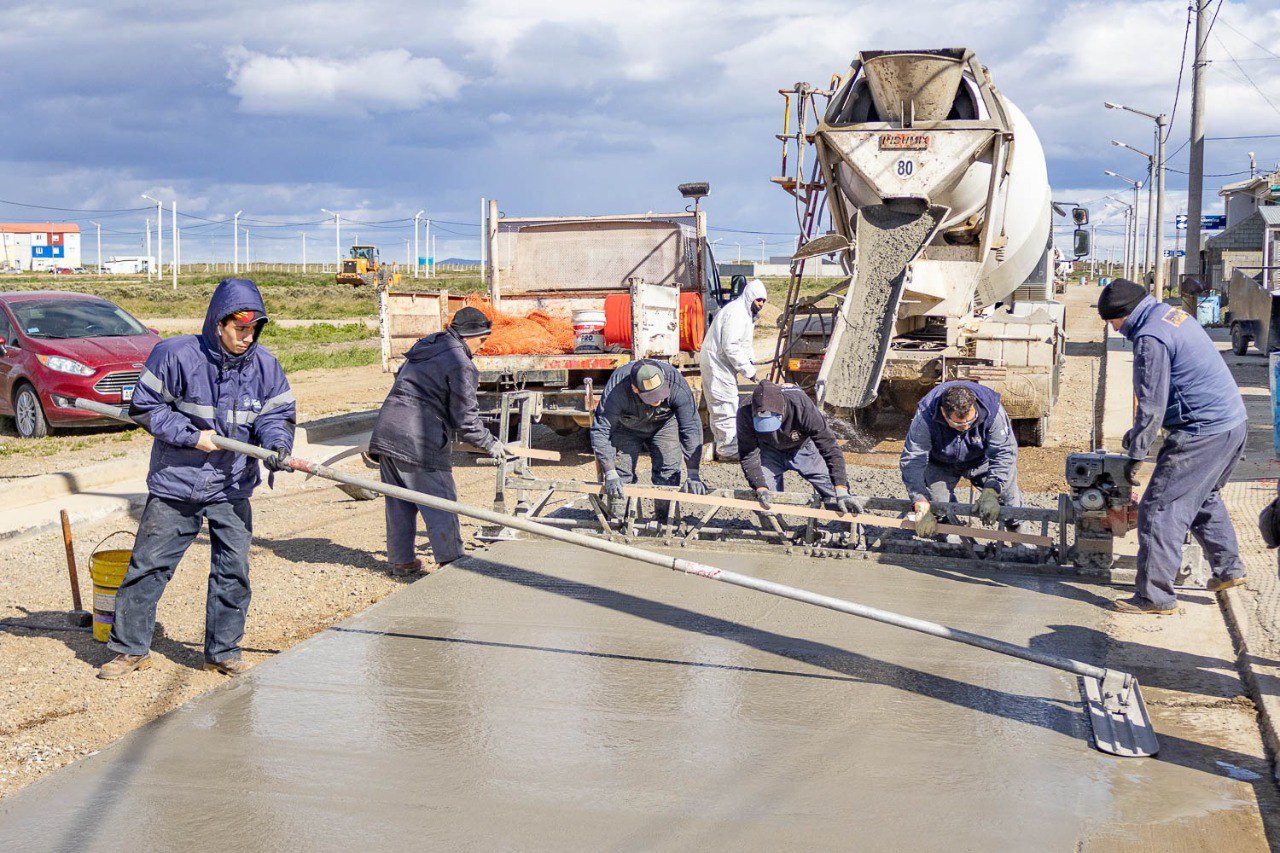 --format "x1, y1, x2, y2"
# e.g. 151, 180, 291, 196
0, 541, 1271, 851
